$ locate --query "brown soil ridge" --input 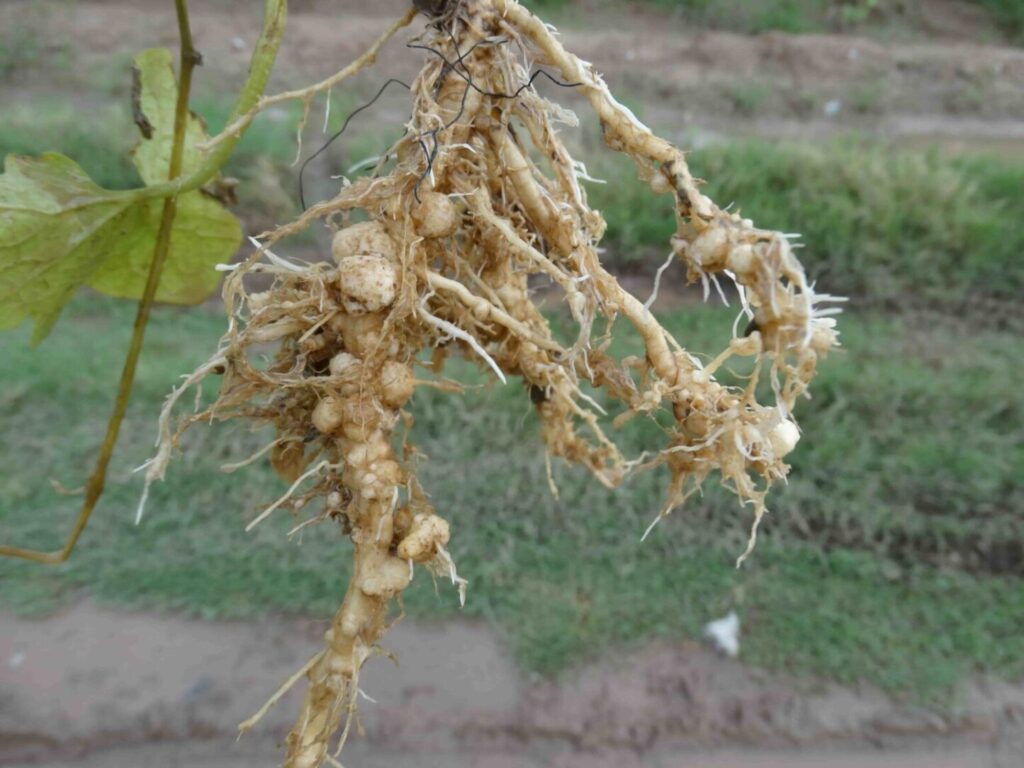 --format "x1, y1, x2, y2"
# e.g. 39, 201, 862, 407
1, 603, 1023, 766
3, 0, 1024, 148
